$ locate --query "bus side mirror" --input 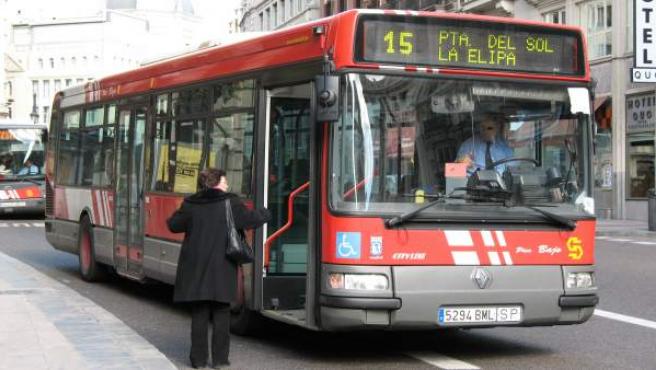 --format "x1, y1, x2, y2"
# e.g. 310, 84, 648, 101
315, 75, 339, 122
